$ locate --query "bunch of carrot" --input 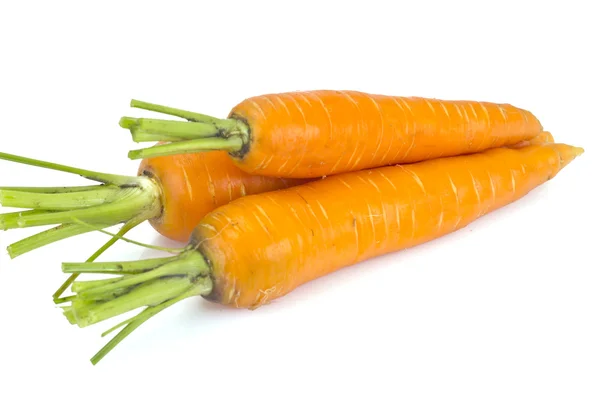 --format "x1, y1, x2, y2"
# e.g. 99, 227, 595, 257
0, 90, 583, 364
